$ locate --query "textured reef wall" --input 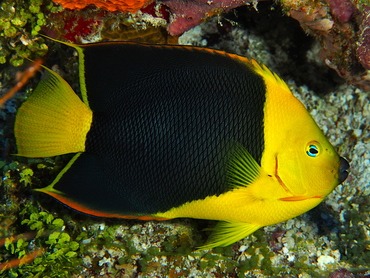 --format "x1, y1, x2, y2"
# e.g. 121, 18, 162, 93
280, 0, 370, 90
1, 0, 369, 89
0, 0, 369, 277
